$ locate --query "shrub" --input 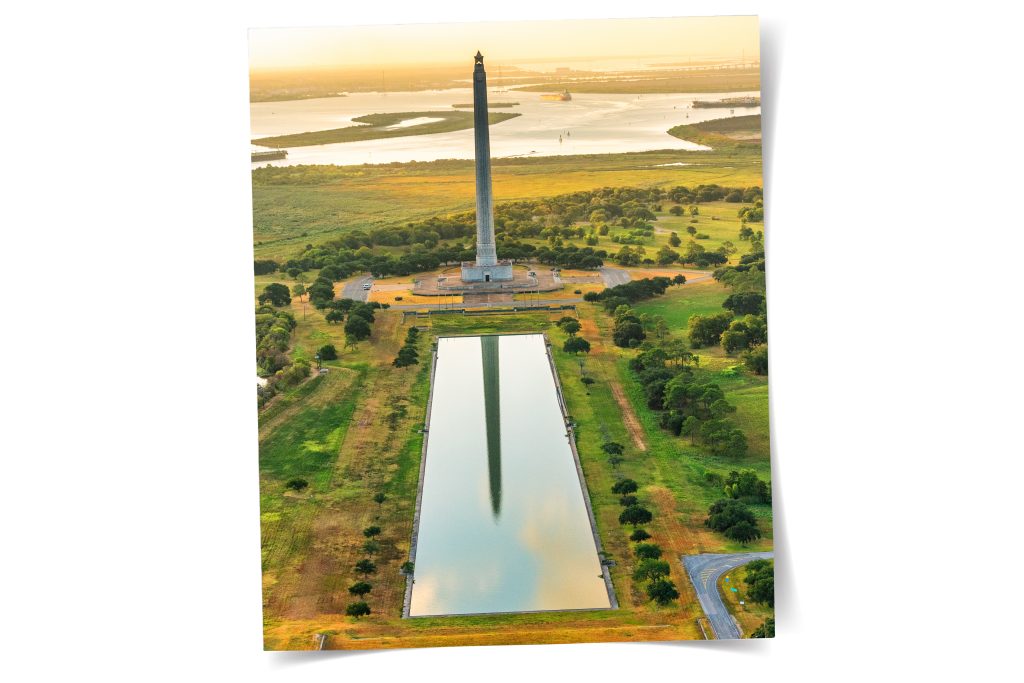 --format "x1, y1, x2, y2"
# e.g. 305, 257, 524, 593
317, 344, 338, 361
634, 543, 663, 560
619, 505, 653, 527
610, 478, 637, 494
285, 478, 308, 491
348, 581, 372, 597
363, 525, 381, 538
629, 528, 652, 542
345, 602, 371, 618
646, 578, 680, 605
633, 559, 671, 581
619, 494, 638, 507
